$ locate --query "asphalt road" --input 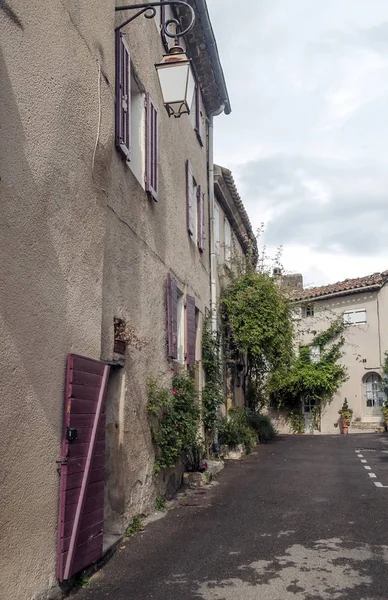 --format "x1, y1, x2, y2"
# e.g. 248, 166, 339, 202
75, 434, 388, 599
